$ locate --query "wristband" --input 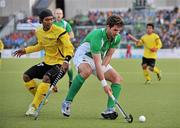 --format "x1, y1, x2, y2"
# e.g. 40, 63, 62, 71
101, 79, 107, 87
64, 55, 72, 62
